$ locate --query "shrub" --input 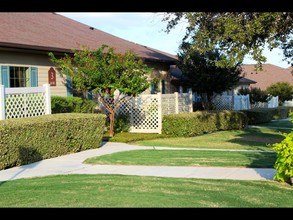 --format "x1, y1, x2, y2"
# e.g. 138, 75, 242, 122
0, 113, 106, 170
241, 106, 293, 124
114, 113, 130, 133
266, 82, 293, 104
51, 96, 97, 114
241, 108, 274, 125
162, 110, 248, 137
271, 114, 293, 184
238, 87, 270, 104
